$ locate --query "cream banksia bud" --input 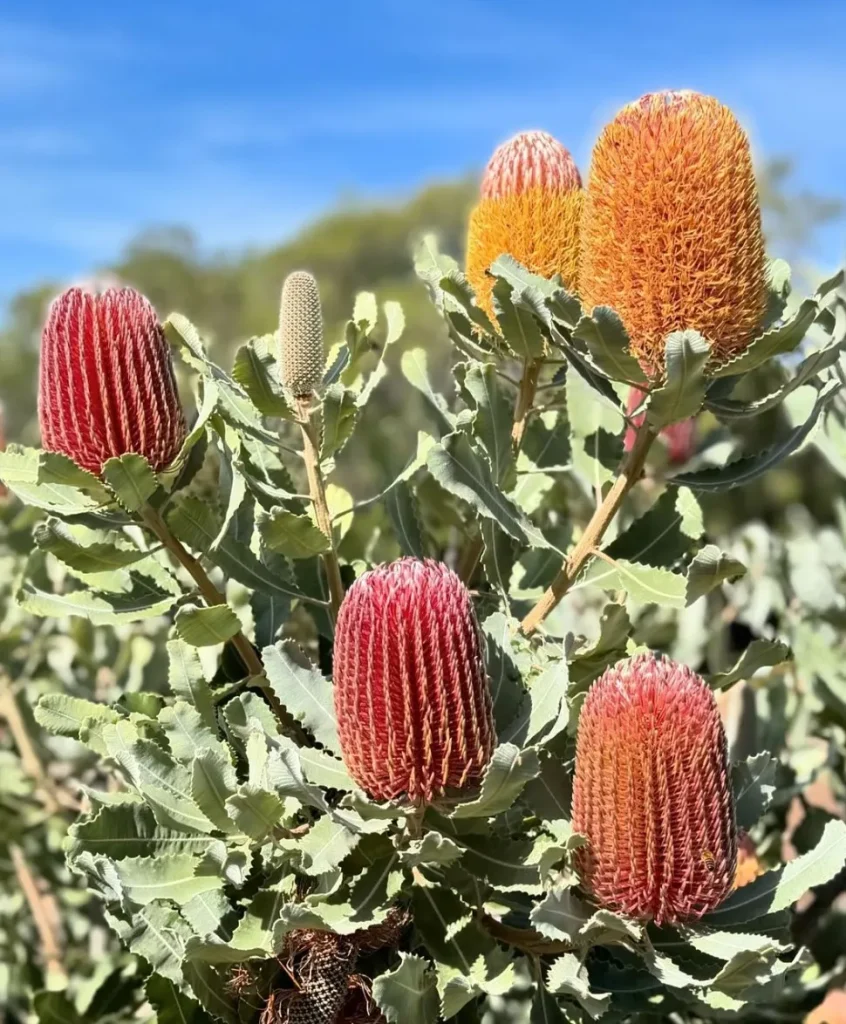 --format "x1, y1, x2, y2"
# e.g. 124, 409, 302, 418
279, 270, 324, 396
38, 287, 186, 476
333, 558, 495, 804
580, 90, 767, 379
466, 130, 583, 320
572, 653, 737, 924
